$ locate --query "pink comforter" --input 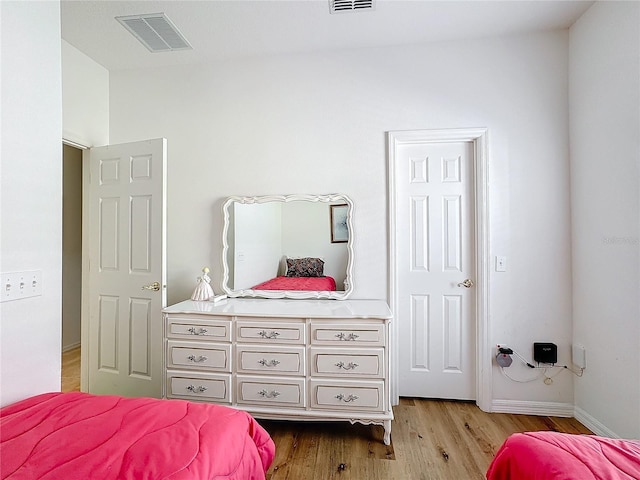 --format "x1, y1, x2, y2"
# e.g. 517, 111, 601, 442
486, 431, 640, 480
252, 275, 336, 291
1, 392, 275, 480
